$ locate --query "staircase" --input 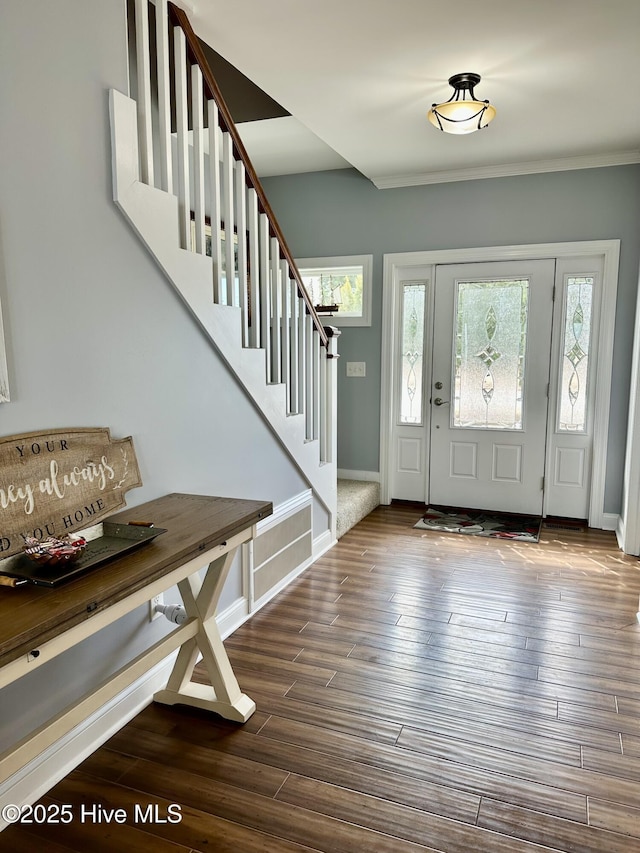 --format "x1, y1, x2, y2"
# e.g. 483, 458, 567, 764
109, 0, 339, 534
